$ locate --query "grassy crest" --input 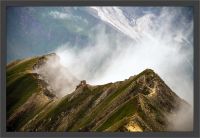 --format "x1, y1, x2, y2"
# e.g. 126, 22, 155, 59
6, 57, 40, 116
